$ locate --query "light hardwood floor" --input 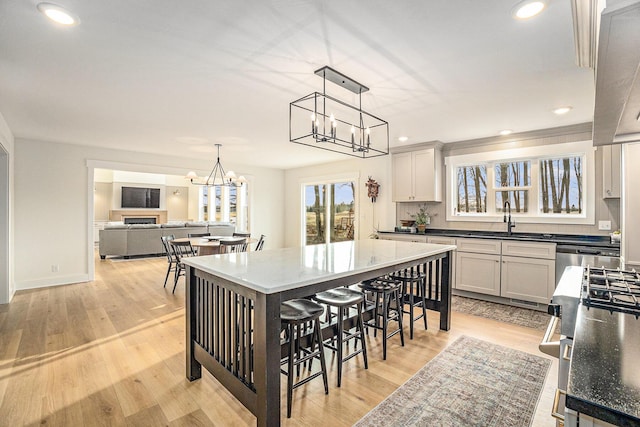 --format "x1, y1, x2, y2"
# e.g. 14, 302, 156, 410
0, 253, 558, 426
